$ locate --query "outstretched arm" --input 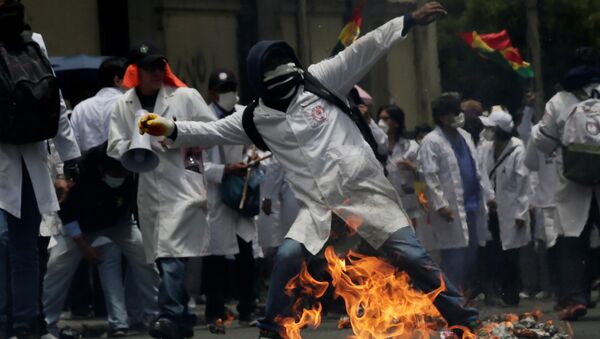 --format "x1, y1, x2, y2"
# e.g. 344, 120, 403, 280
308, 2, 446, 98
139, 110, 252, 149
